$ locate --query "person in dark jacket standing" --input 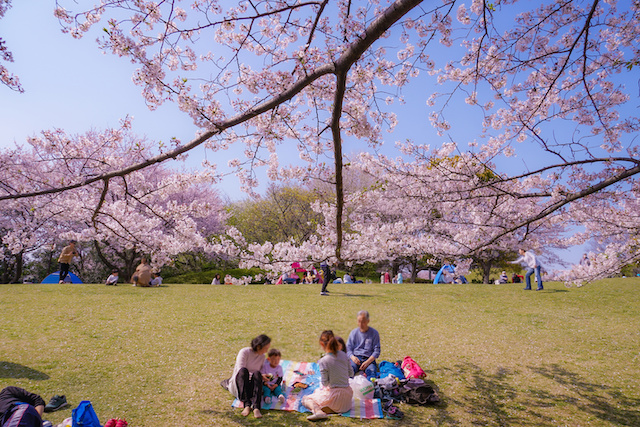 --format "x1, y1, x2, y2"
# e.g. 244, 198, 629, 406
321, 262, 331, 296
0, 386, 45, 427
